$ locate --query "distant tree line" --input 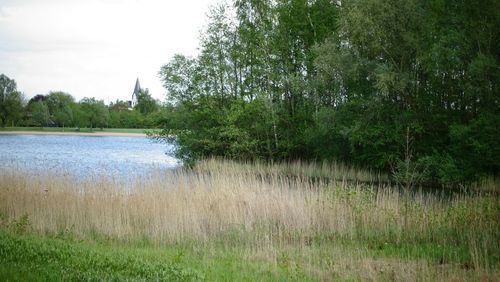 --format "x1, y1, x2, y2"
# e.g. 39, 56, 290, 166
0, 74, 162, 129
158, 0, 499, 186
